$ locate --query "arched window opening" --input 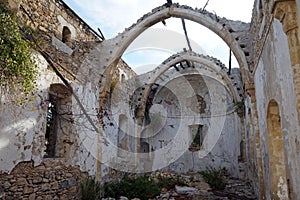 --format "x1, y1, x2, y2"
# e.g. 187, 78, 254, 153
45, 97, 57, 158
140, 141, 150, 153
121, 74, 126, 83
62, 26, 71, 44
44, 83, 72, 158
267, 100, 290, 199
140, 140, 151, 160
